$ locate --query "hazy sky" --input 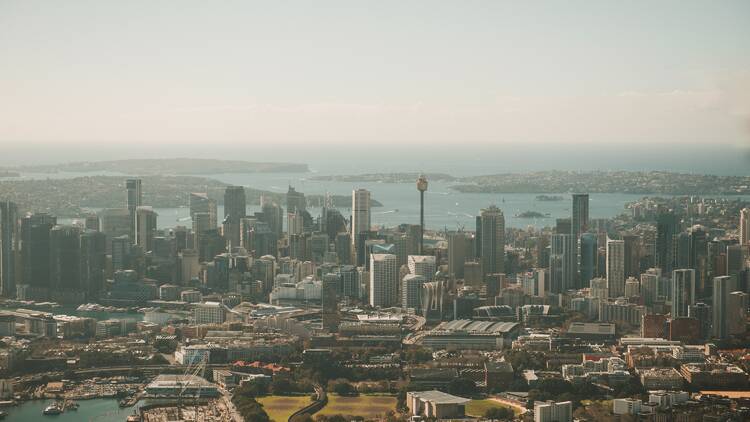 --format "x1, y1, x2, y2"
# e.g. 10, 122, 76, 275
1, 1, 749, 163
